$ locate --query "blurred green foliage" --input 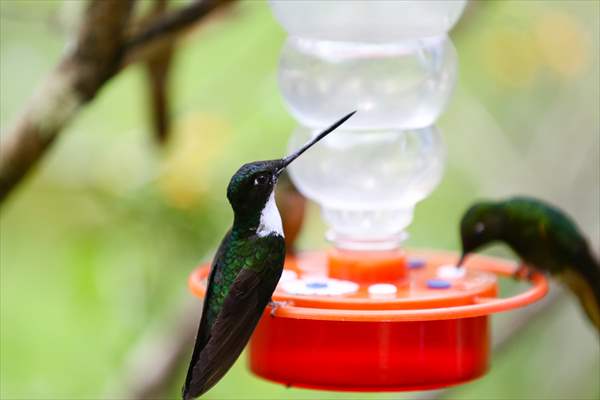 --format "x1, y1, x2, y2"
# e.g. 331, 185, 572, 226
1, 1, 598, 399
